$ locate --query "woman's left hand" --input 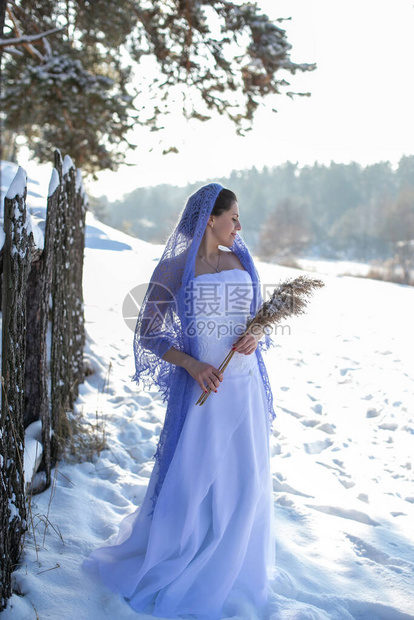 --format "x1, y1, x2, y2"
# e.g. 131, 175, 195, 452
232, 331, 261, 355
